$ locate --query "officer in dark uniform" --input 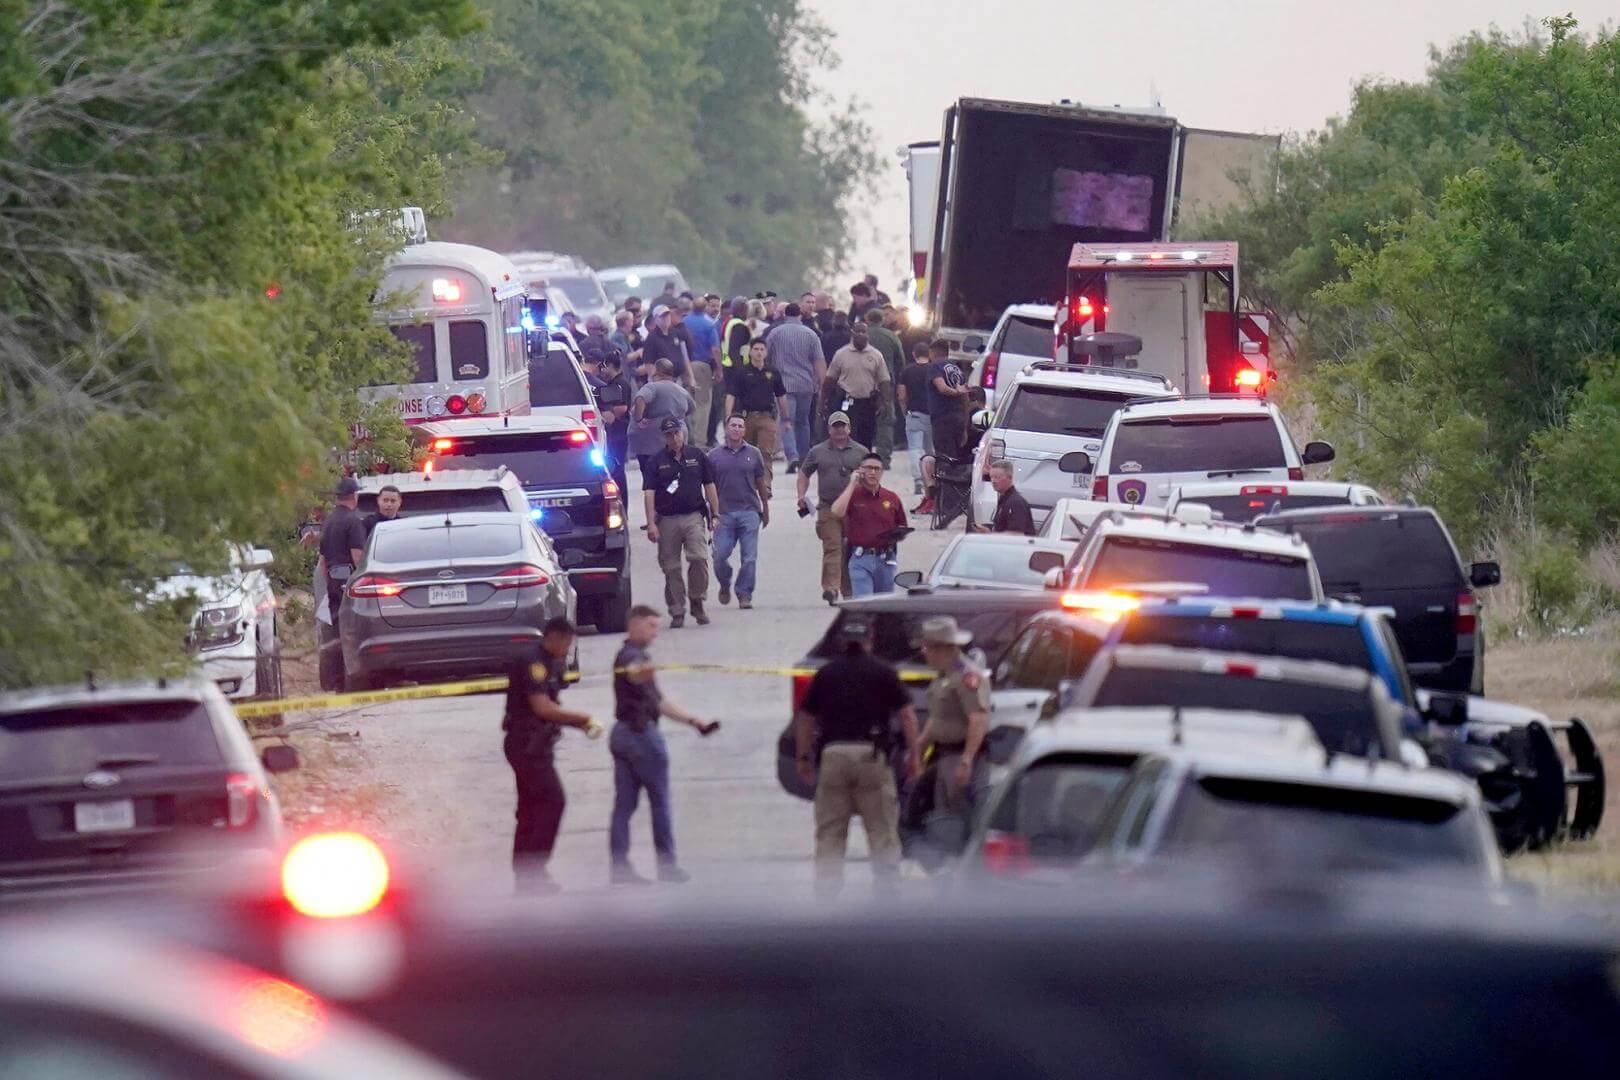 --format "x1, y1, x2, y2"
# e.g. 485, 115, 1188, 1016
318, 476, 368, 632
503, 617, 602, 894
794, 614, 920, 892
982, 458, 1036, 536
596, 347, 635, 495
